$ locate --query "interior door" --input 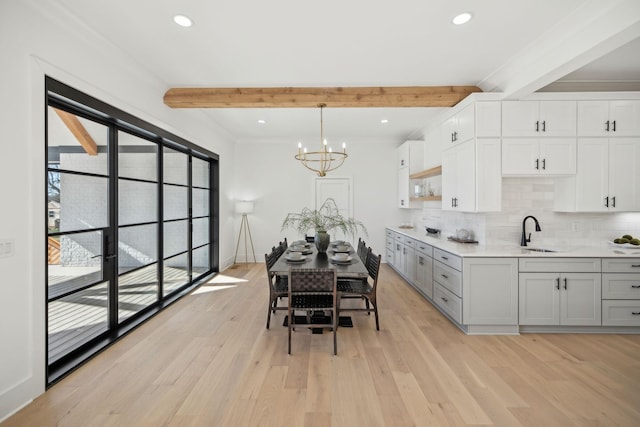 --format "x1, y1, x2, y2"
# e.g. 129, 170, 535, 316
315, 177, 352, 241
